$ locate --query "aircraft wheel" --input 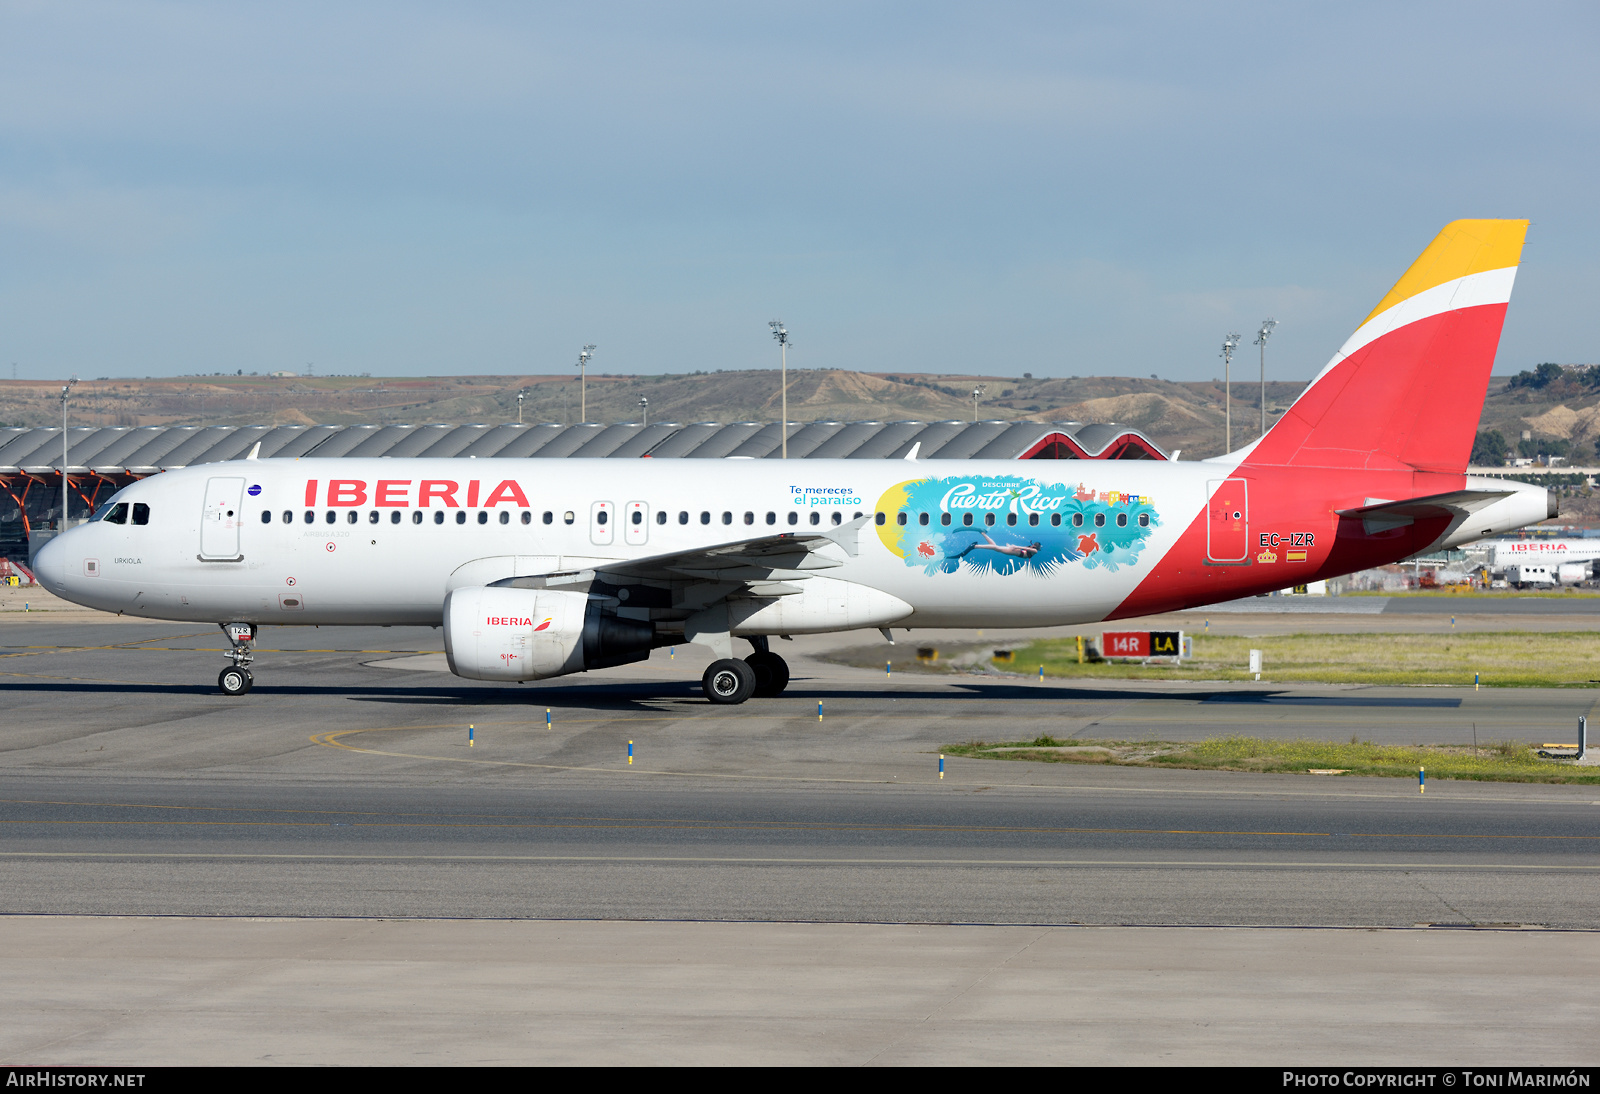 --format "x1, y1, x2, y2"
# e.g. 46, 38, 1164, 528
702, 658, 757, 705
218, 667, 253, 696
746, 651, 790, 697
